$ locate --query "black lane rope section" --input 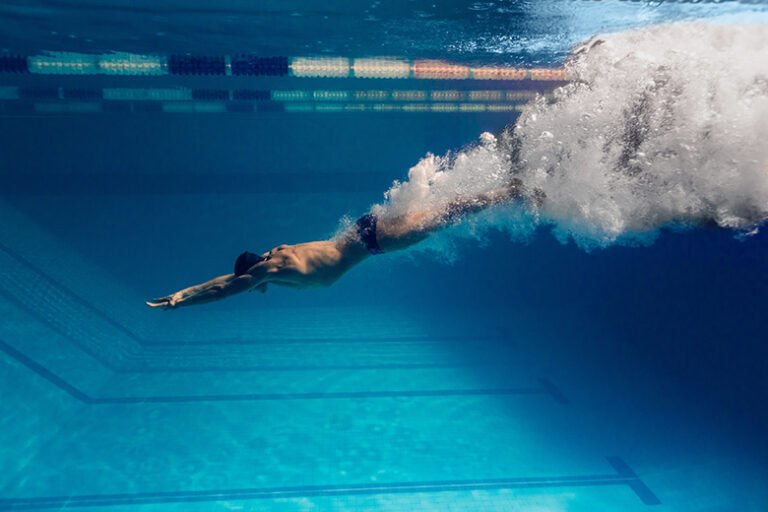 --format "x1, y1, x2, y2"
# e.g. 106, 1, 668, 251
167, 55, 225, 75
0, 55, 28, 73
231, 55, 289, 76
